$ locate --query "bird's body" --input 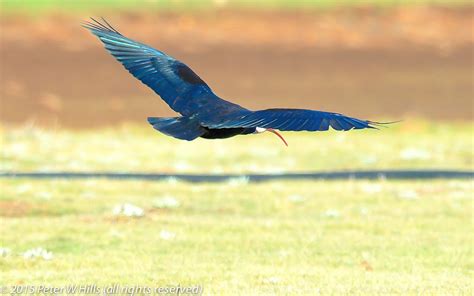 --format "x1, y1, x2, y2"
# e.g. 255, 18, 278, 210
201, 127, 256, 139
84, 18, 387, 146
